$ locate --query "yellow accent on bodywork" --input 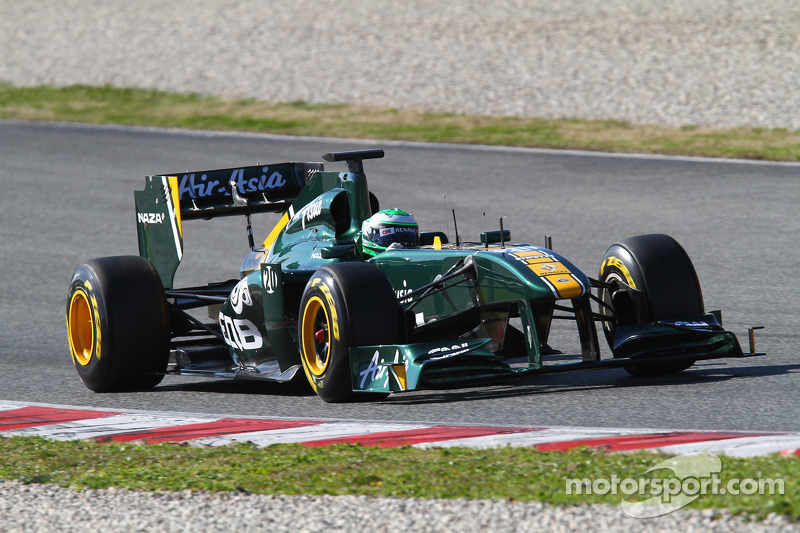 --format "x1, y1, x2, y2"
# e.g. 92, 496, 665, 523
527, 261, 572, 277
509, 250, 586, 299
391, 364, 407, 390
433, 236, 442, 250
525, 256, 553, 265
167, 176, 182, 238
513, 250, 547, 258
601, 256, 637, 289
544, 274, 584, 299
263, 211, 290, 251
